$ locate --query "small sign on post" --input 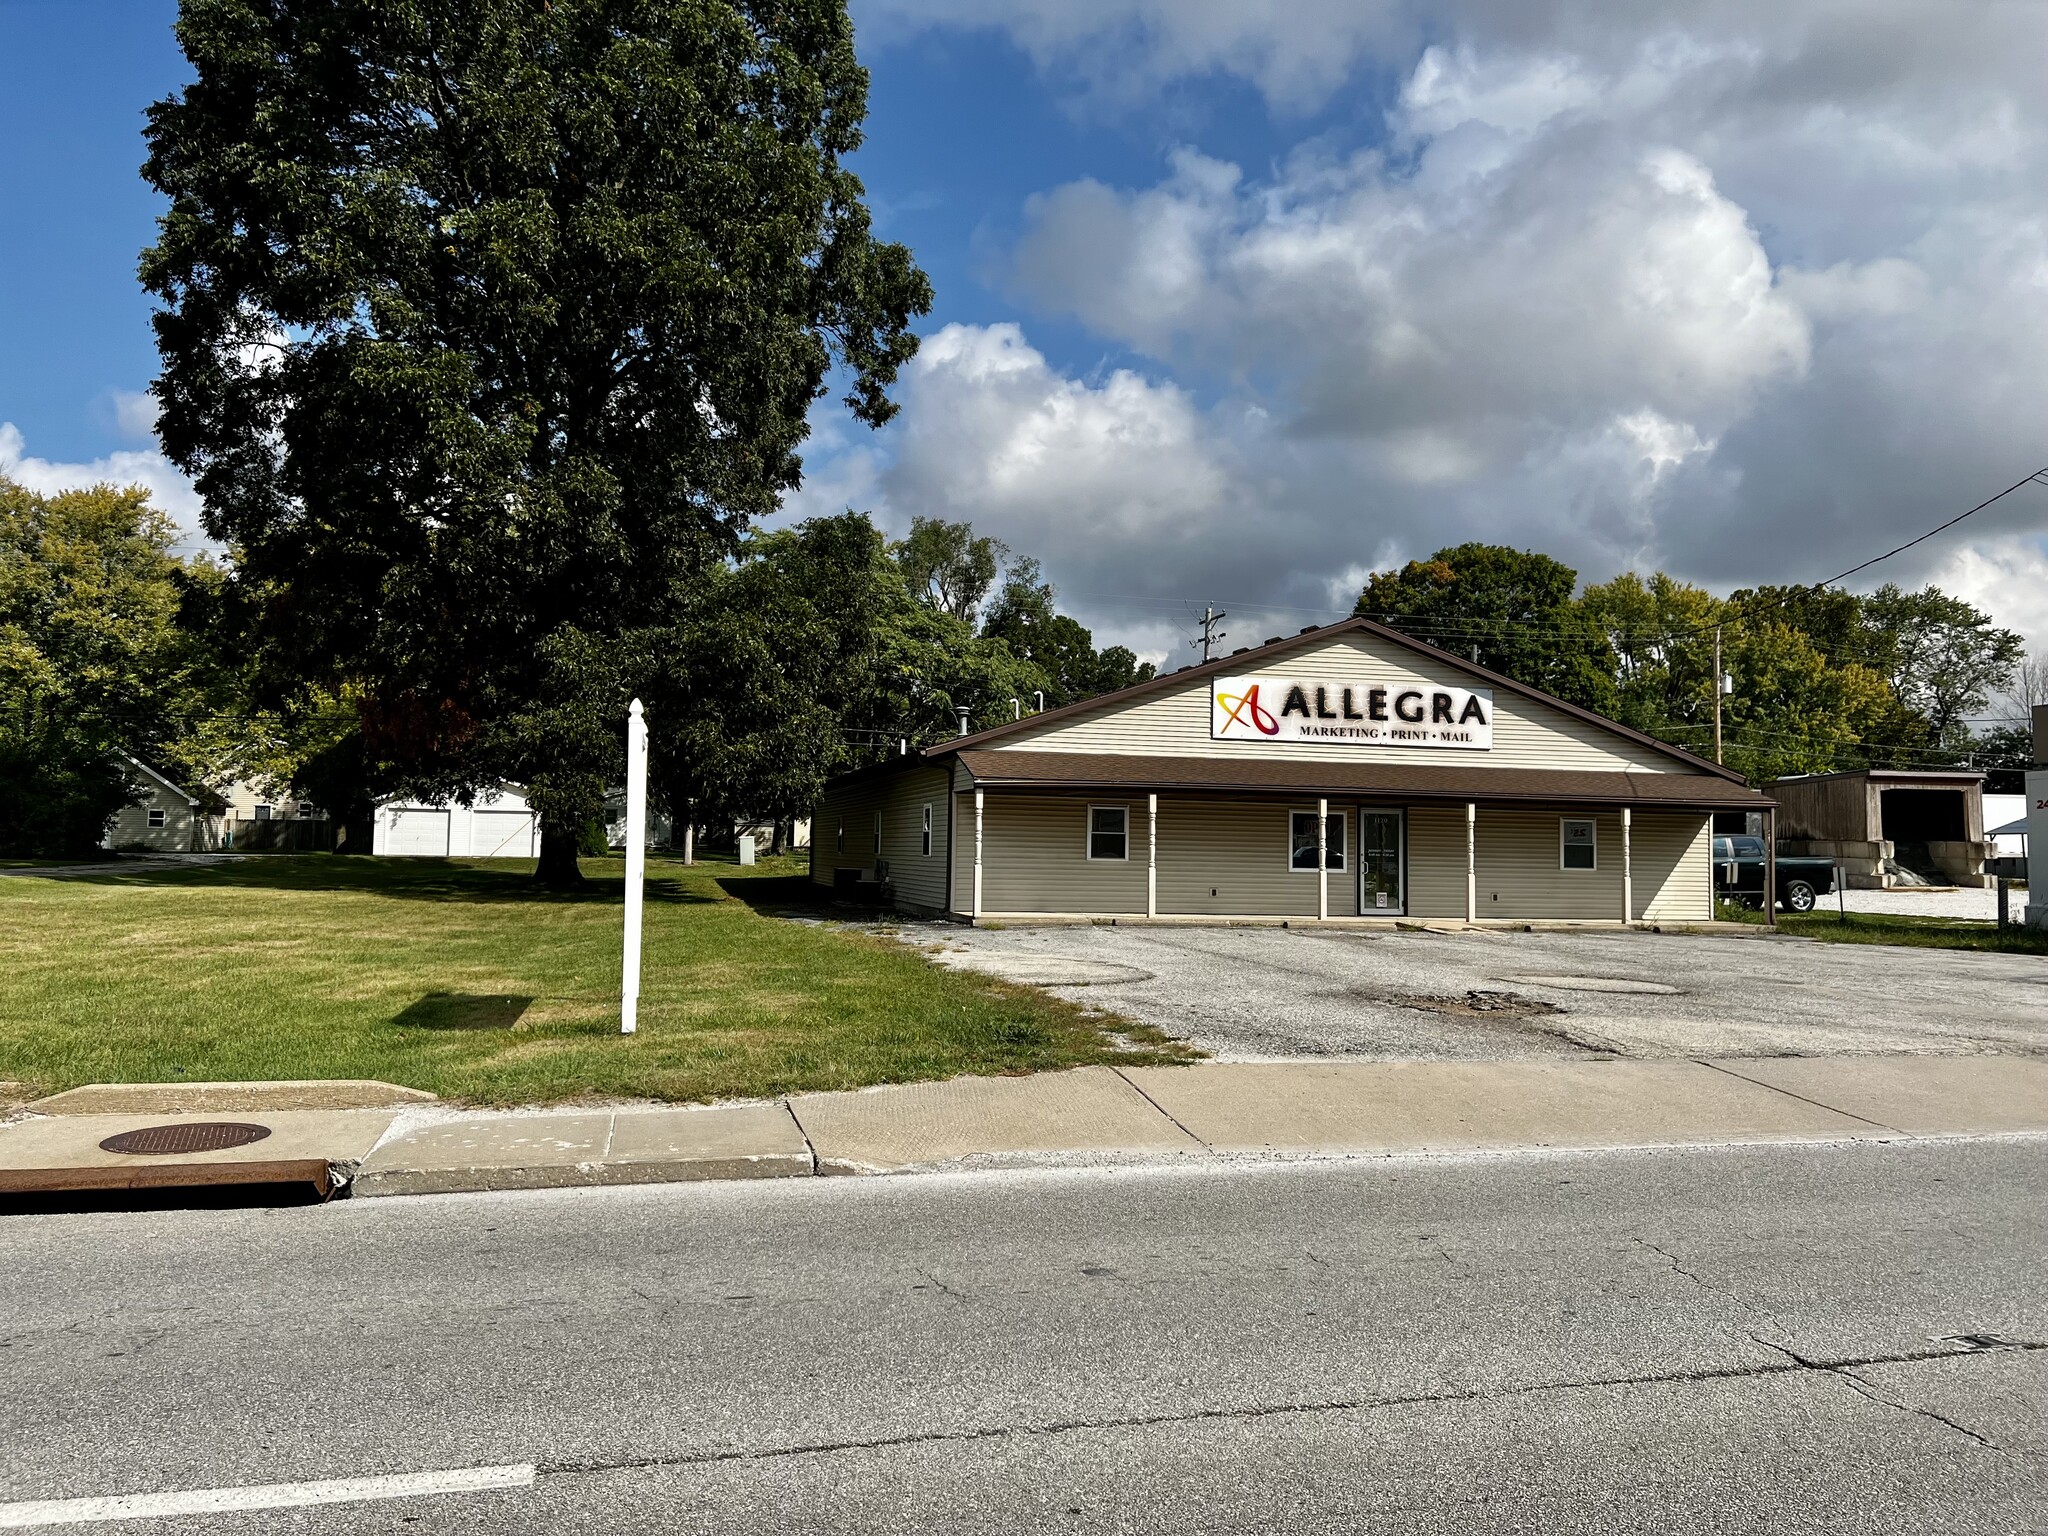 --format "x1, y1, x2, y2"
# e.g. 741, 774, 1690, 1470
621, 698, 648, 1035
